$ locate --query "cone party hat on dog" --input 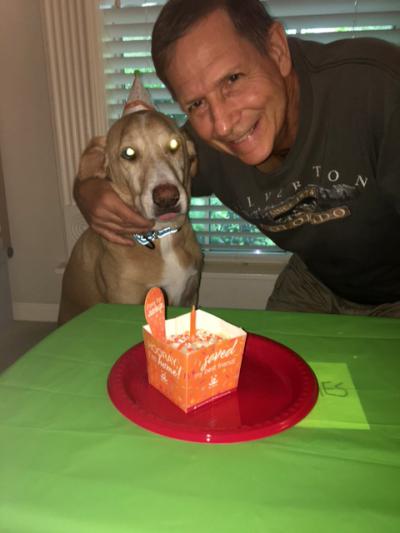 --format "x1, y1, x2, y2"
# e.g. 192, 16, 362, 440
123, 70, 155, 116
